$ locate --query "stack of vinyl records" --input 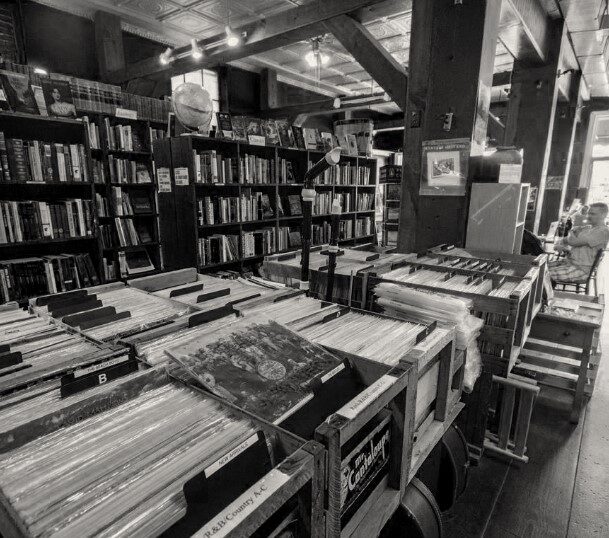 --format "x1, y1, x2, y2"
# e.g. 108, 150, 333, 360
30, 284, 192, 342
415, 254, 518, 276
0, 306, 122, 396
0, 370, 258, 537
